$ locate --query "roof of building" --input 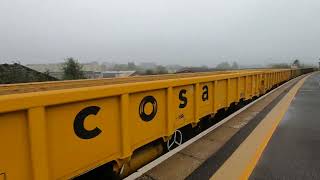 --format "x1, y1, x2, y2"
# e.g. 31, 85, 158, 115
0, 63, 58, 84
